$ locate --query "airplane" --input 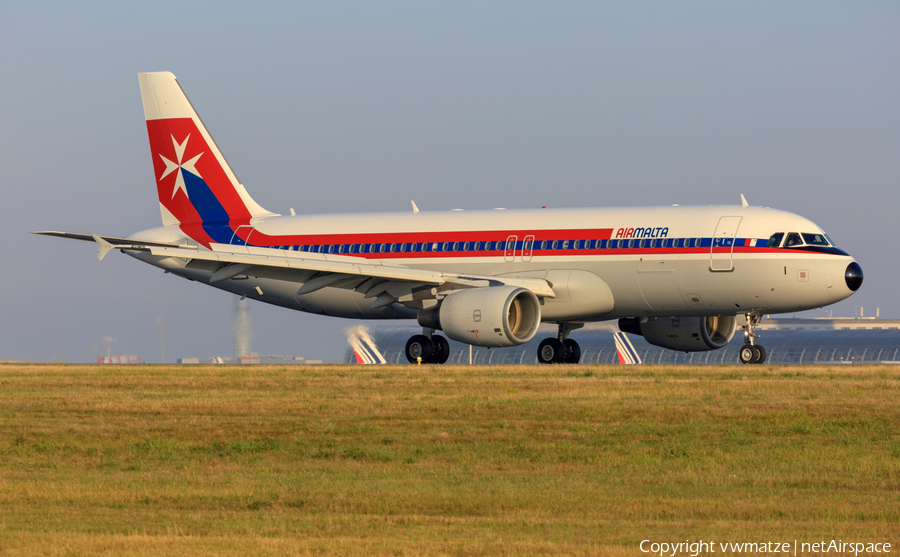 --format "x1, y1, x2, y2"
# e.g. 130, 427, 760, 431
36, 72, 864, 366
346, 326, 387, 365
